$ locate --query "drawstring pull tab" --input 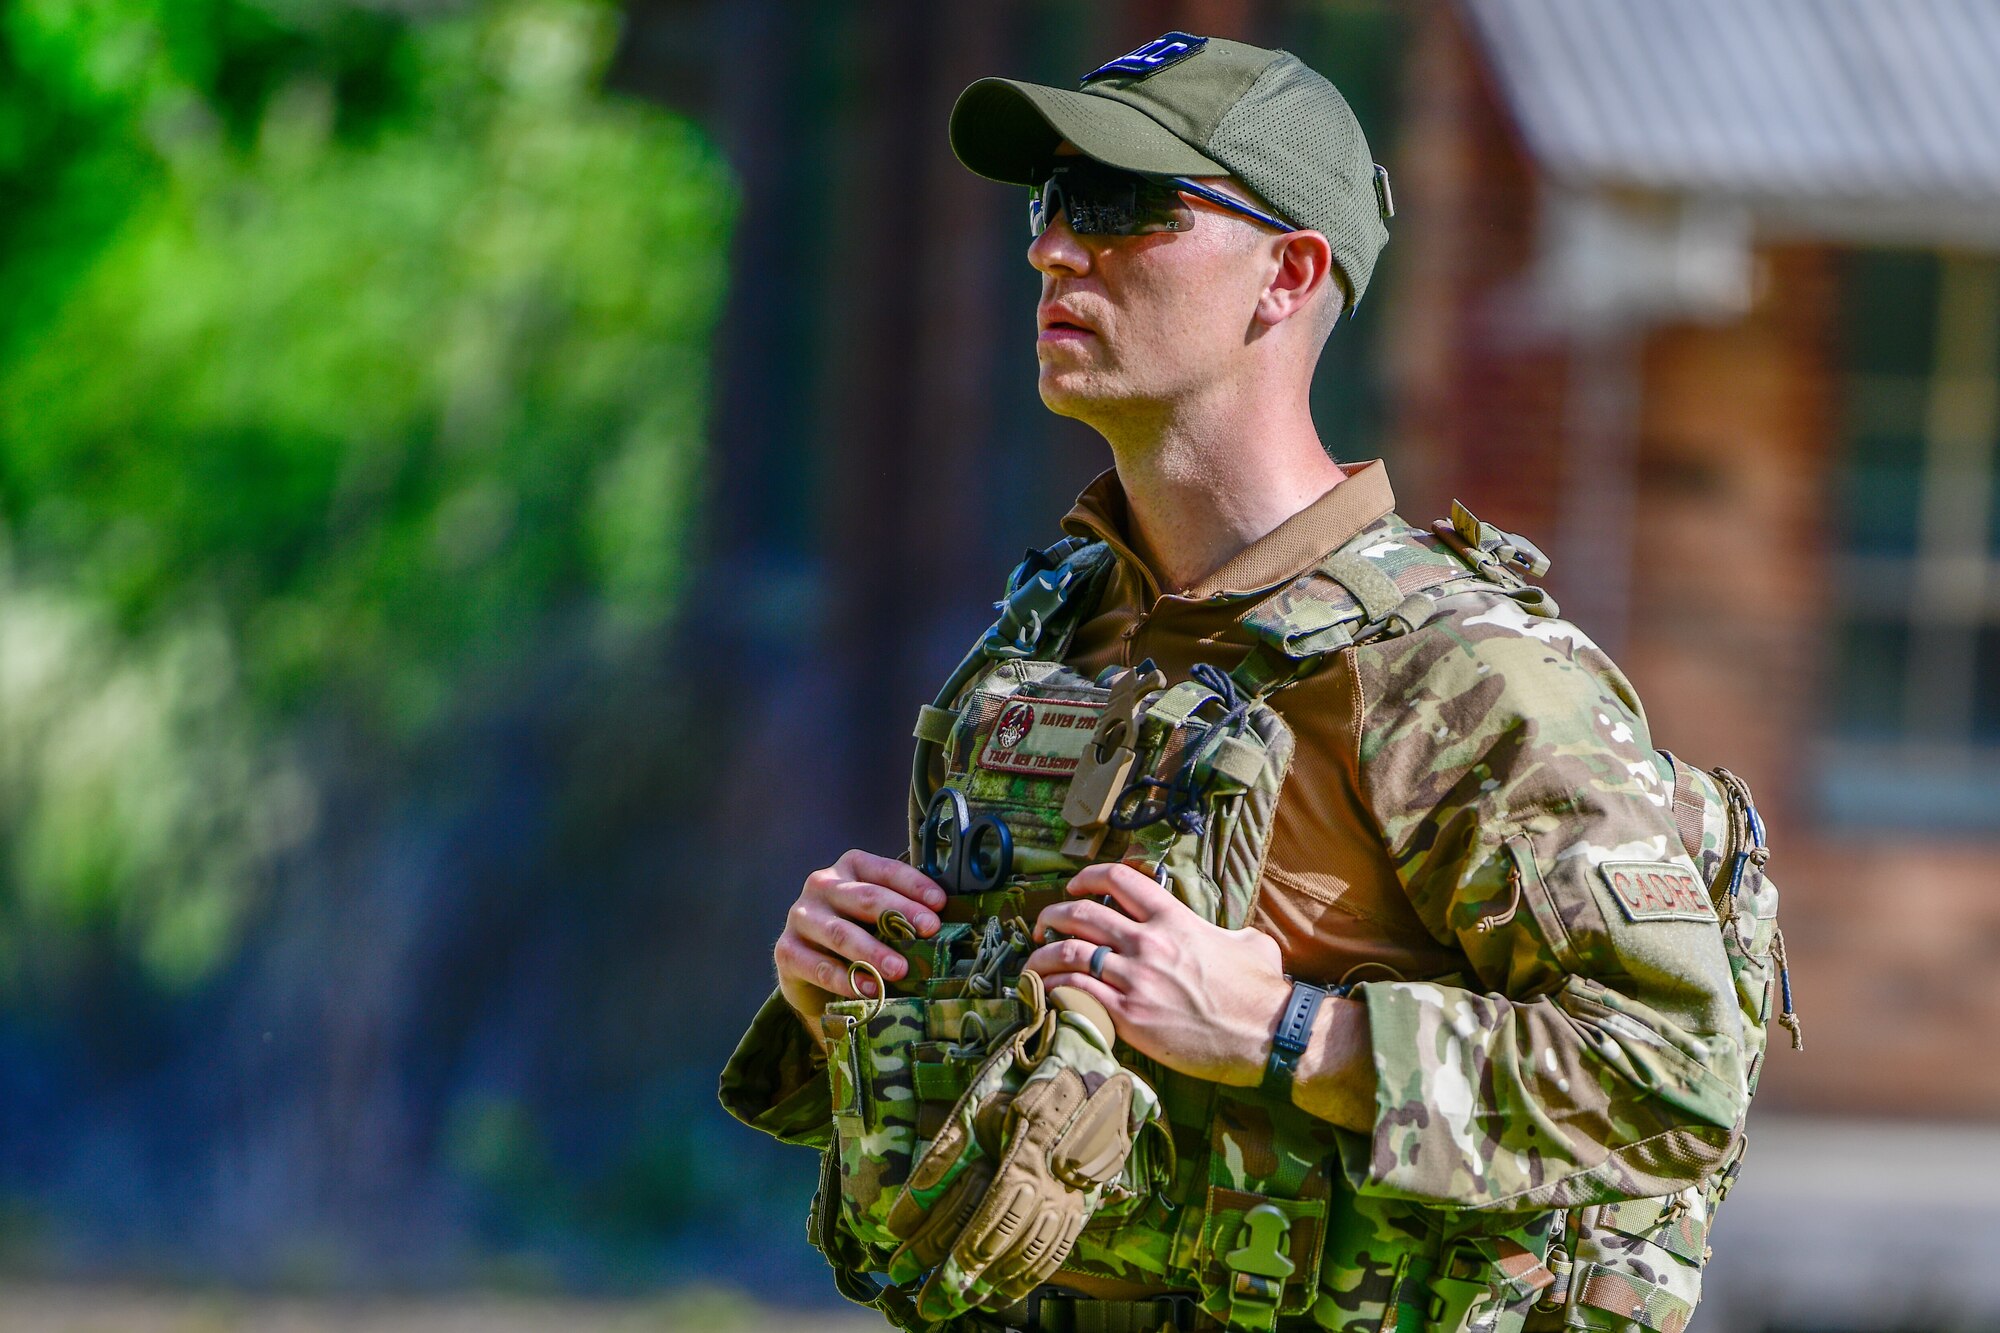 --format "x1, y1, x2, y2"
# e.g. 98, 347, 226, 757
1477, 862, 1523, 934
1772, 927, 1804, 1051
